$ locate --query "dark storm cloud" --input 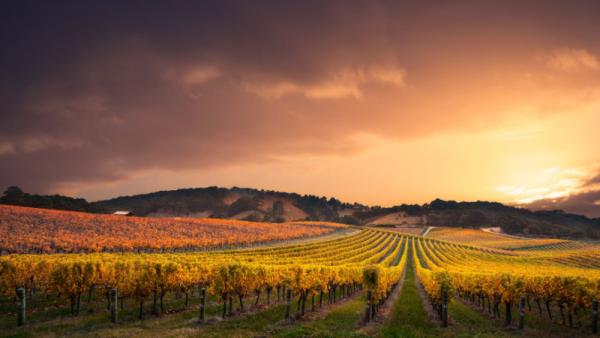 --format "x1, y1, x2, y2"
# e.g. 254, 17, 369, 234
1, 0, 600, 196
587, 172, 600, 186
0, 1, 376, 189
525, 190, 600, 218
